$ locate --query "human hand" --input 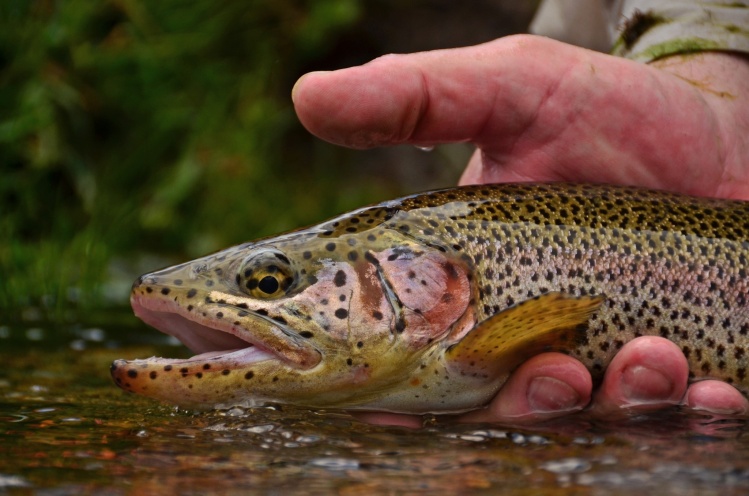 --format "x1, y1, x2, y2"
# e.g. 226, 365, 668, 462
292, 35, 749, 425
